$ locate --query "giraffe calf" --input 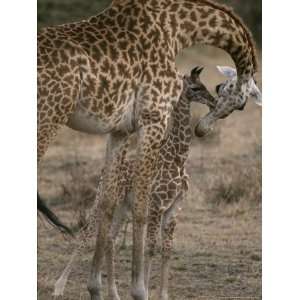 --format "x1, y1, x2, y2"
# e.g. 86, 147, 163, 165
53, 66, 239, 299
